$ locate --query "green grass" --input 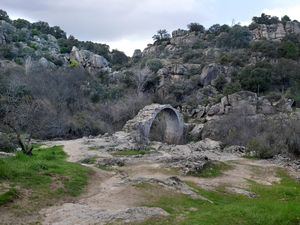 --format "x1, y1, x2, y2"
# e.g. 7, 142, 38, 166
137, 170, 300, 225
112, 149, 151, 157
188, 161, 233, 178
0, 188, 19, 206
0, 146, 90, 210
